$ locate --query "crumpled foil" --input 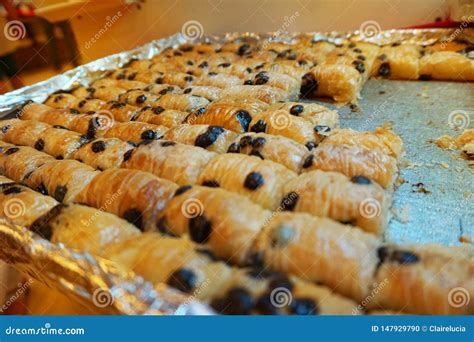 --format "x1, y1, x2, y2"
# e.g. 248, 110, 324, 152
0, 221, 213, 315
0, 28, 472, 314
